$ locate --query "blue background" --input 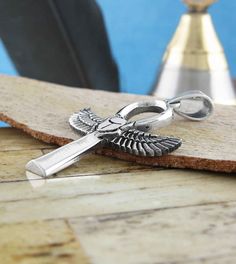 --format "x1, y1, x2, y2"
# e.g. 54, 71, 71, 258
0, 0, 235, 127
96, 0, 236, 94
